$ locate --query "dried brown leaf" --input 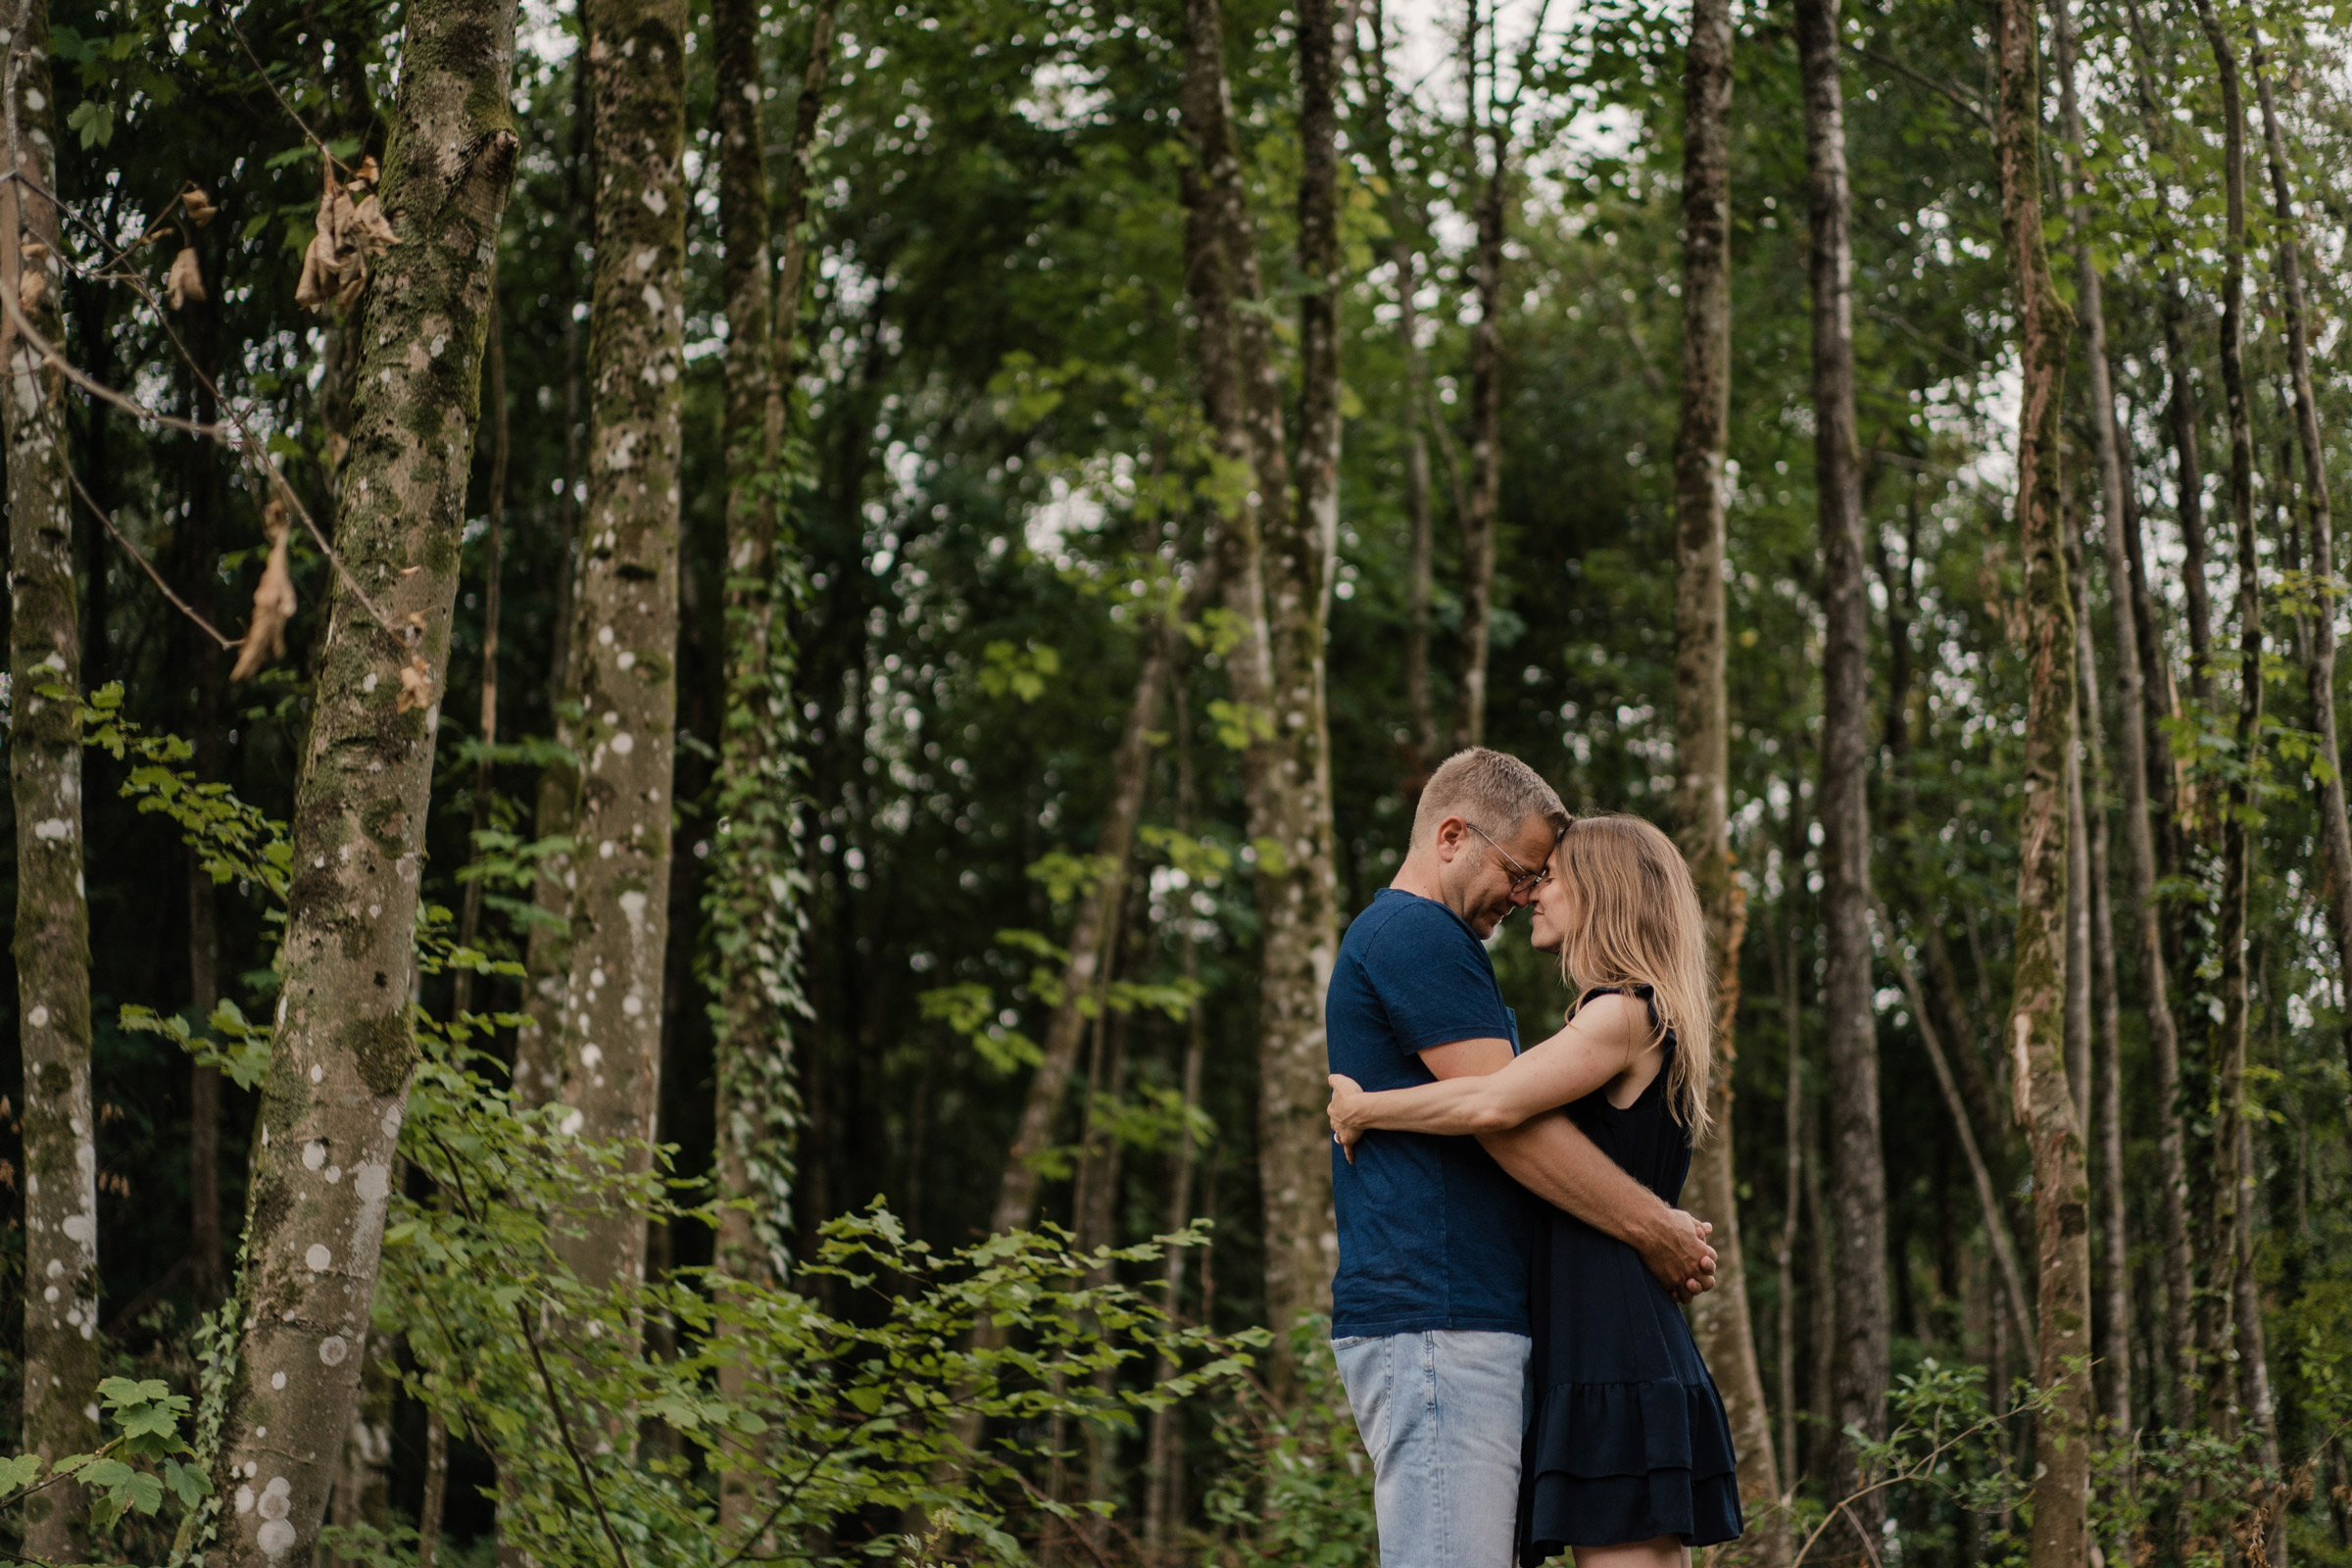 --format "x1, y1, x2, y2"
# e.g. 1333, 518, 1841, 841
395, 655, 432, 713
180, 184, 218, 226
231, 500, 297, 681
166, 247, 205, 310
20, 241, 46, 262
352, 155, 381, 188
18, 267, 45, 317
